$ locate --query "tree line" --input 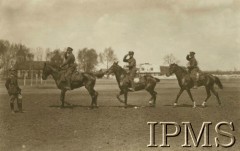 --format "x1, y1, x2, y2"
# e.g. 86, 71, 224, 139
0, 39, 118, 75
